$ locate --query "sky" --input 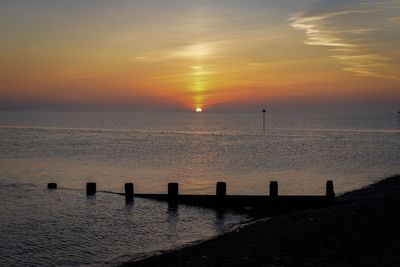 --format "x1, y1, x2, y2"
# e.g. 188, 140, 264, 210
0, 0, 399, 112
